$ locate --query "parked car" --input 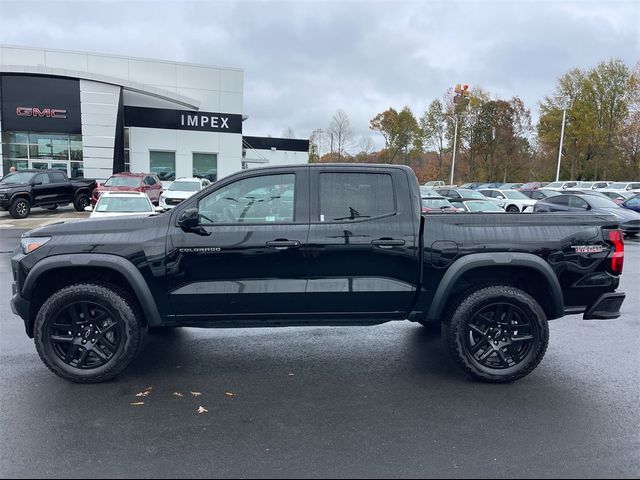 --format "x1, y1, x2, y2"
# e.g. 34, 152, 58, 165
457, 182, 483, 189
599, 190, 636, 205
449, 198, 506, 212
11, 164, 626, 385
0, 169, 96, 219
562, 189, 611, 199
475, 182, 503, 189
621, 194, 640, 213
518, 182, 549, 191
478, 189, 537, 212
93, 172, 163, 206
544, 181, 579, 191
87, 191, 158, 219
435, 188, 488, 200
423, 180, 446, 188
159, 177, 211, 209
597, 182, 640, 196
533, 193, 640, 236
421, 193, 460, 213
498, 183, 524, 190
520, 189, 561, 200
575, 181, 610, 190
